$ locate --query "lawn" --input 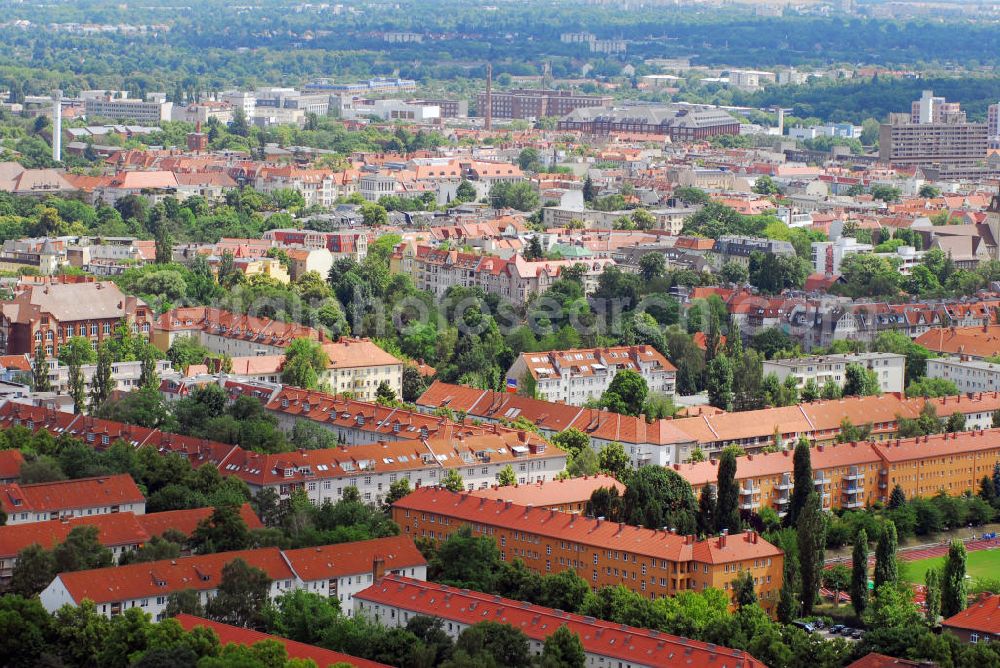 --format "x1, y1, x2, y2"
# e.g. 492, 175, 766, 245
901, 547, 1000, 583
